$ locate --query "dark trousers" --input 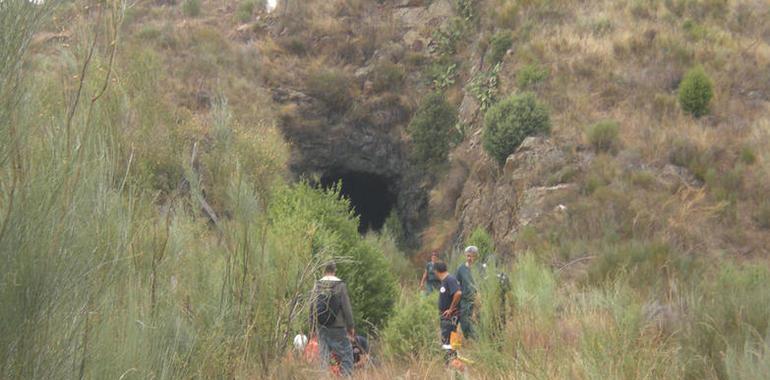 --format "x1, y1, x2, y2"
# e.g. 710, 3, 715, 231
319, 326, 353, 376
459, 300, 476, 340
440, 316, 459, 346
